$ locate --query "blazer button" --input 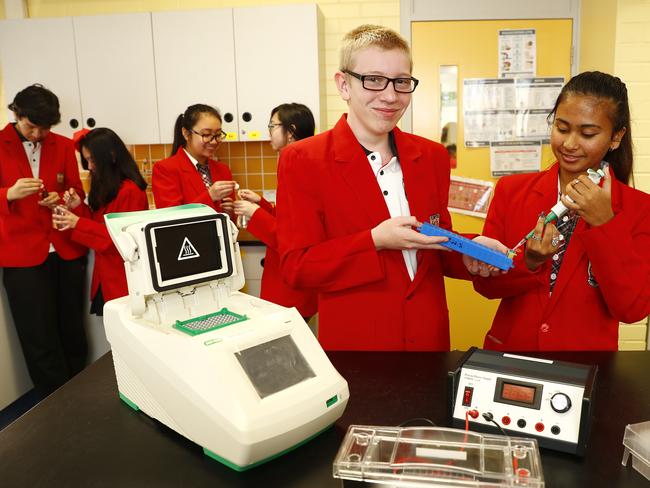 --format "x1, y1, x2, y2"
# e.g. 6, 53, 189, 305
540, 323, 550, 333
